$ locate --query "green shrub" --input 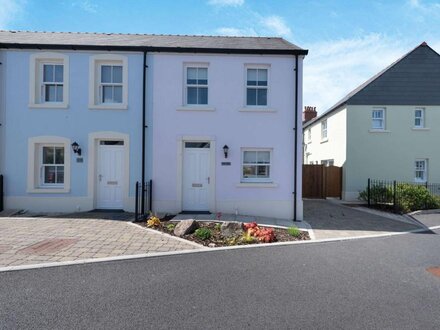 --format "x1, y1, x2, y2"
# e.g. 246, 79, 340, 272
166, 223, 176, 231
214, 223, 222, 231
194, 228, 212, 240
358, 184, 393, 203
396, 183, 440, 213
287, 226, 301, 238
